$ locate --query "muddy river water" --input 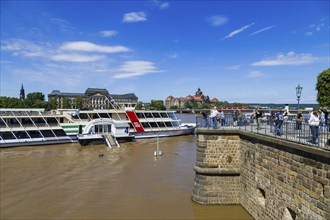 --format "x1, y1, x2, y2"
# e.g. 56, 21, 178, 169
1, 135, 253, 219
